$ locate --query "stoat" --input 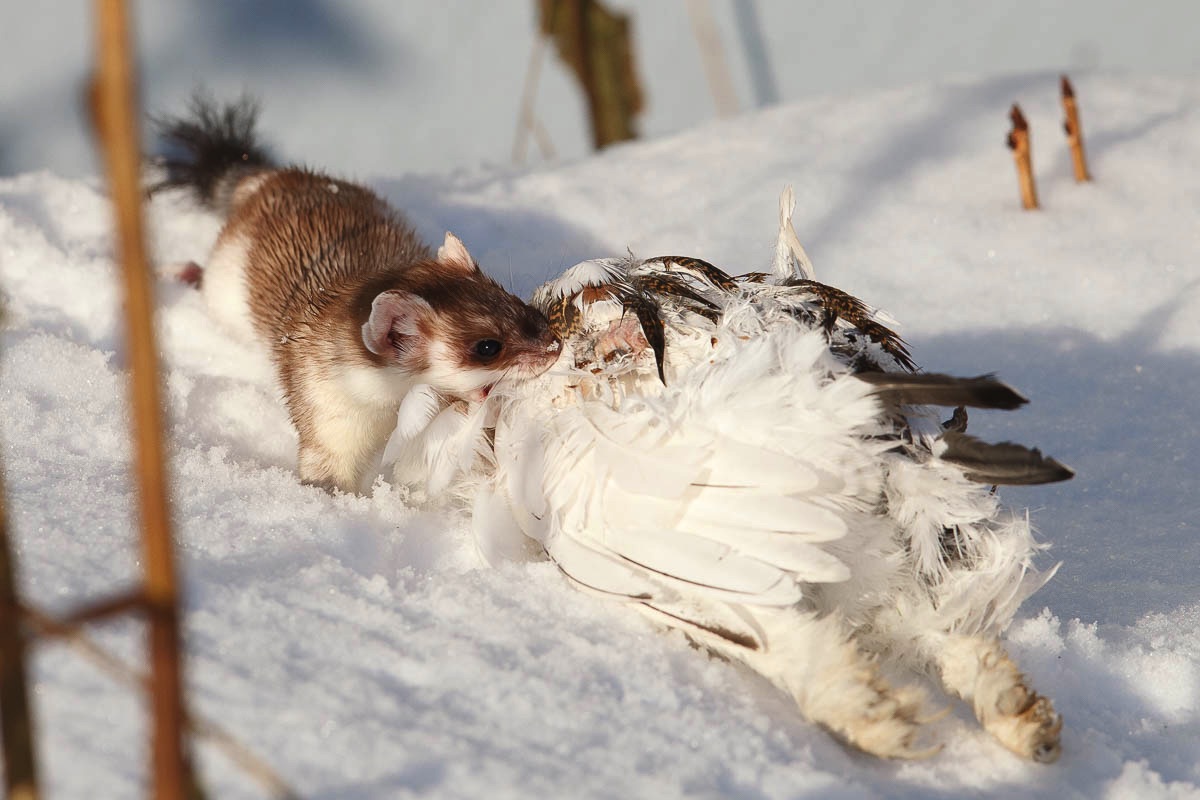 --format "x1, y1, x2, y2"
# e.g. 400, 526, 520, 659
152, 97, 560, 493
